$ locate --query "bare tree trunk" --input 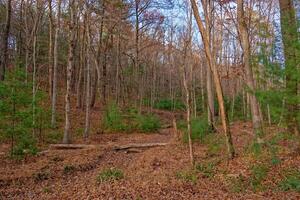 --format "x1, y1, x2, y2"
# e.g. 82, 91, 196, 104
191, 0, 235, 159
207, 67, 214, 127
32, 1, 42, 136
0, 0, 12, 81
84, 10, 91, 139
51, 0, 61, 128
76, 19, 86, 108
237, 0, 264, 140
24, 1, 29, 83
48, 0, 54, 96
63, 0, 76, 144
